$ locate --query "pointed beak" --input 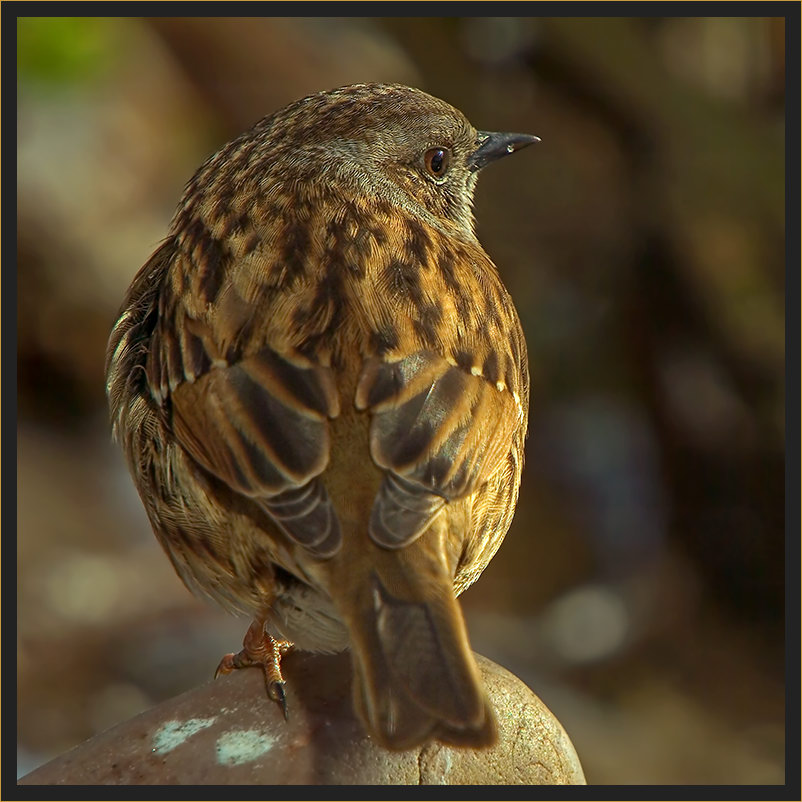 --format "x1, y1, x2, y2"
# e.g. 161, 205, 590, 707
467, 131, 540, 172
